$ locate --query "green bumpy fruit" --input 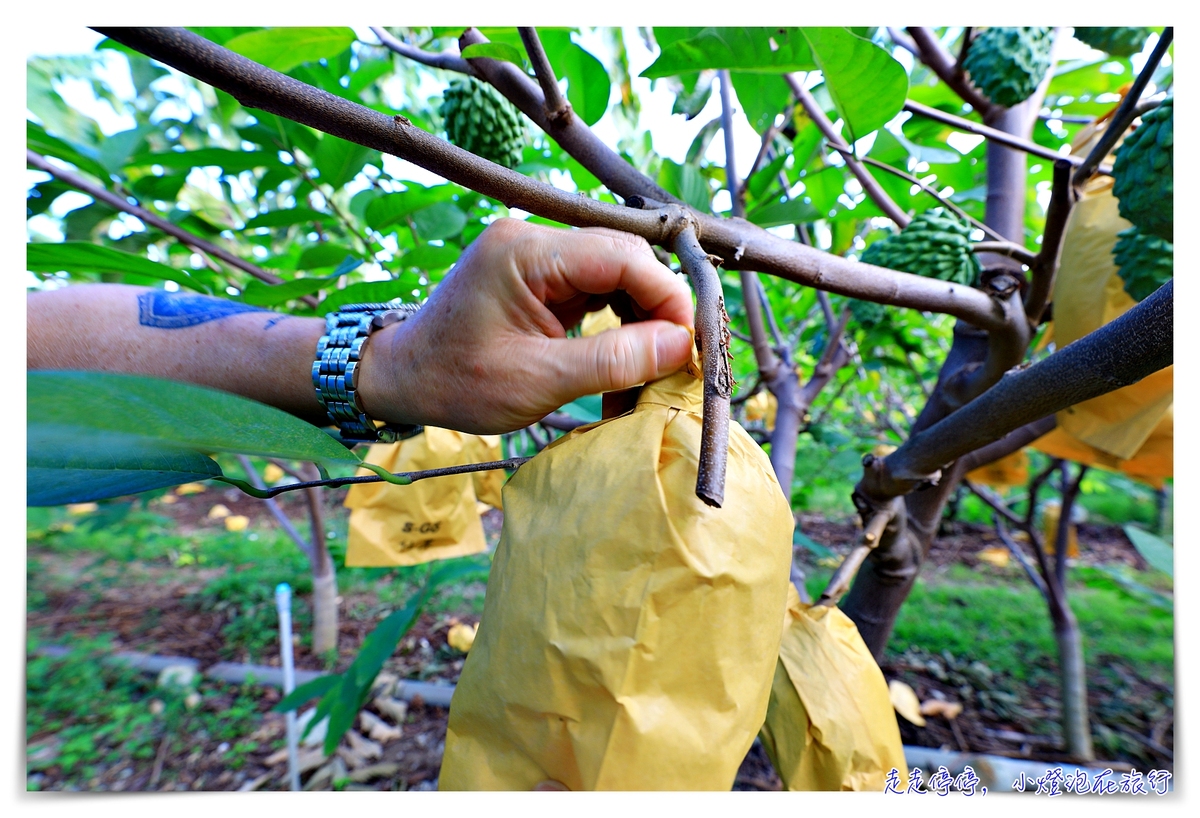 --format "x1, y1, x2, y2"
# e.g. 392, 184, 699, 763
848, 298, 888, 329
859, 207, 981, 287
962, 27, 1054, 108
1112, 227, 1172, 302
439, 78, 528, 169
1072, 27, 1152, 58
1112, 98, 1173, 242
